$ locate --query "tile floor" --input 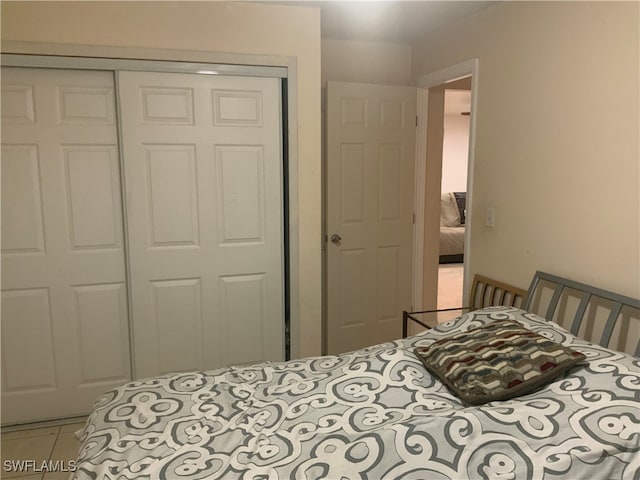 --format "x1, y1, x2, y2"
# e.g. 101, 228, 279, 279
437, 263, 464, 323
1, 421, 84, 480
438, 263, 464, 310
